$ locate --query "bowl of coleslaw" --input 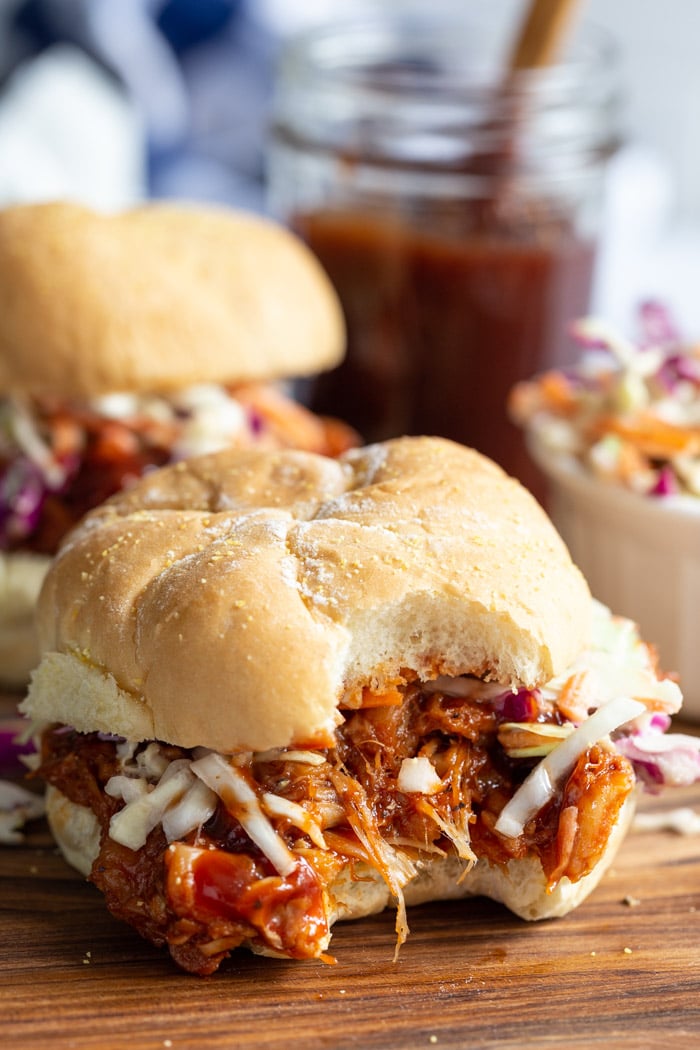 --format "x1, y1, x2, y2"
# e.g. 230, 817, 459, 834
510, 303, 700, 719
